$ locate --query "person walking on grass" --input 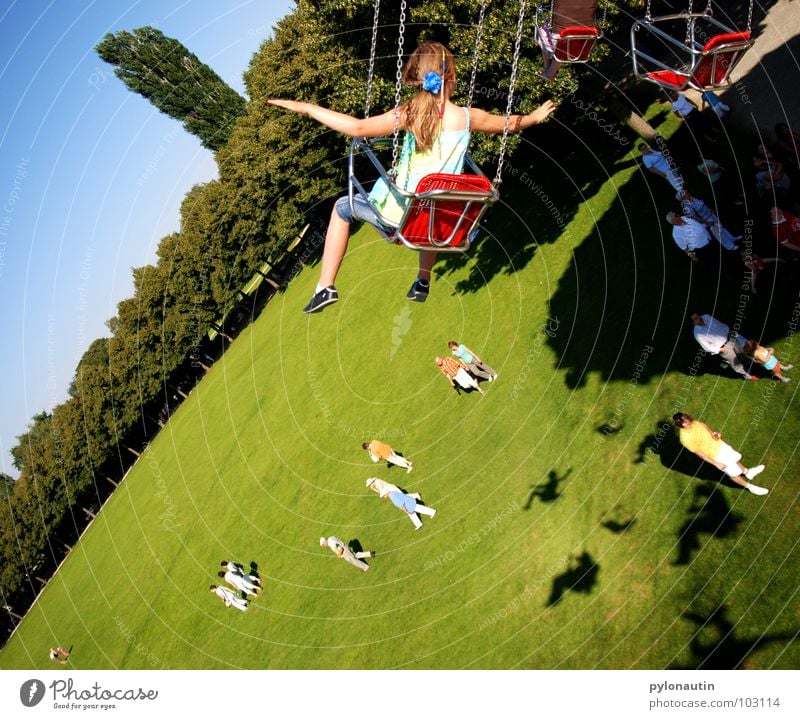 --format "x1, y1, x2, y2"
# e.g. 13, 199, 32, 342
435, 355, 484, 395
448, 340, 497, 381
690, 313, 758, 381
269, 41, 555, 314
320, 536, 375, 572
673, 413, 769, 496
742, 340, 793, 383
363, 439, 413, 473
